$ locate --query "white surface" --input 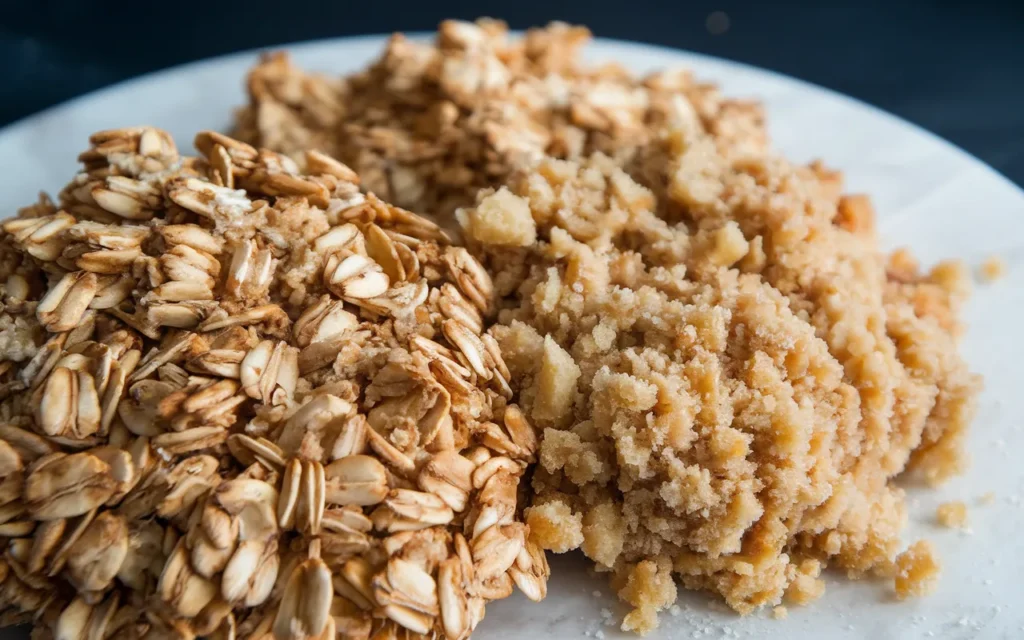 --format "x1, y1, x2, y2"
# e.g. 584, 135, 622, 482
2, 35, 1023, 640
